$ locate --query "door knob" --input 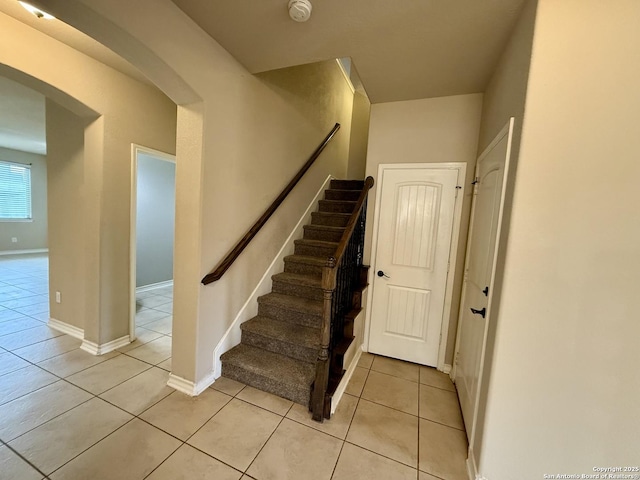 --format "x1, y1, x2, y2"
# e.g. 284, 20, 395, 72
377, 270, 390, 279
470, 307, 486, 318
